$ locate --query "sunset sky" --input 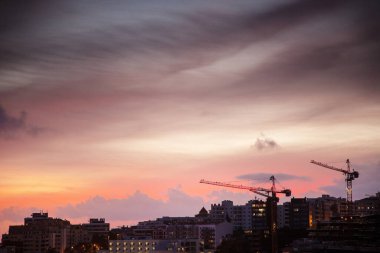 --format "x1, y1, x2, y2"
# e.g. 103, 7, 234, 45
0, 0, 379, 235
